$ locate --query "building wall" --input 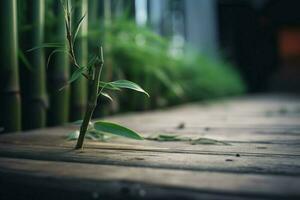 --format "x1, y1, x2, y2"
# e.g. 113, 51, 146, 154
184, 0, 219, 57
